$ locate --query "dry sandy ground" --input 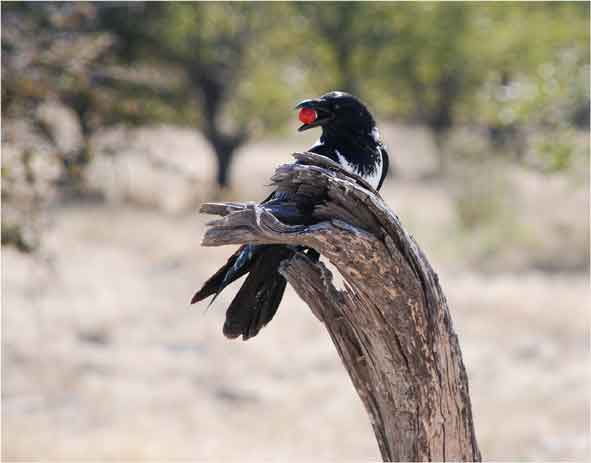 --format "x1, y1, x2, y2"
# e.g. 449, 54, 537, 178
2, 125, 590, 460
